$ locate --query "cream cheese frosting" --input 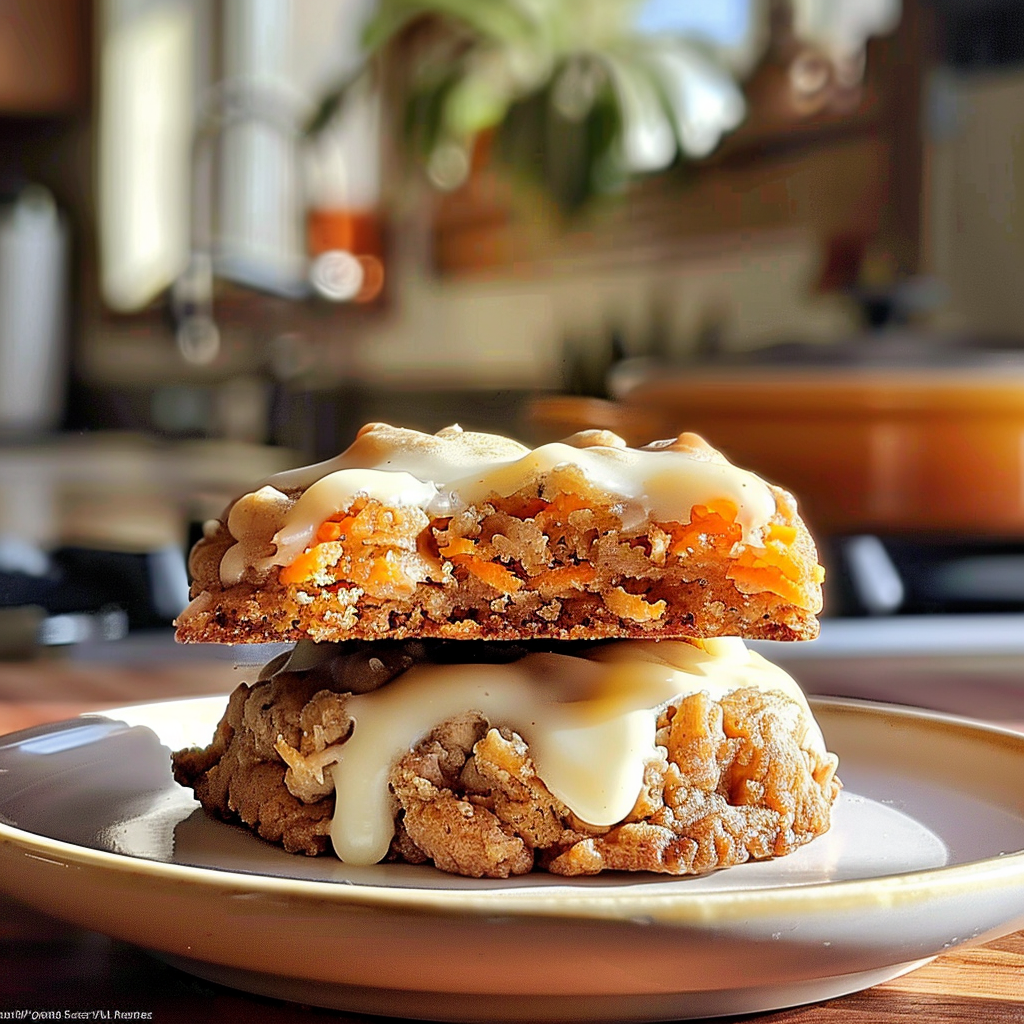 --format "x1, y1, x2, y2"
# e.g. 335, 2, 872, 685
273, 637, 823, 866
218, 423, 777, 587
